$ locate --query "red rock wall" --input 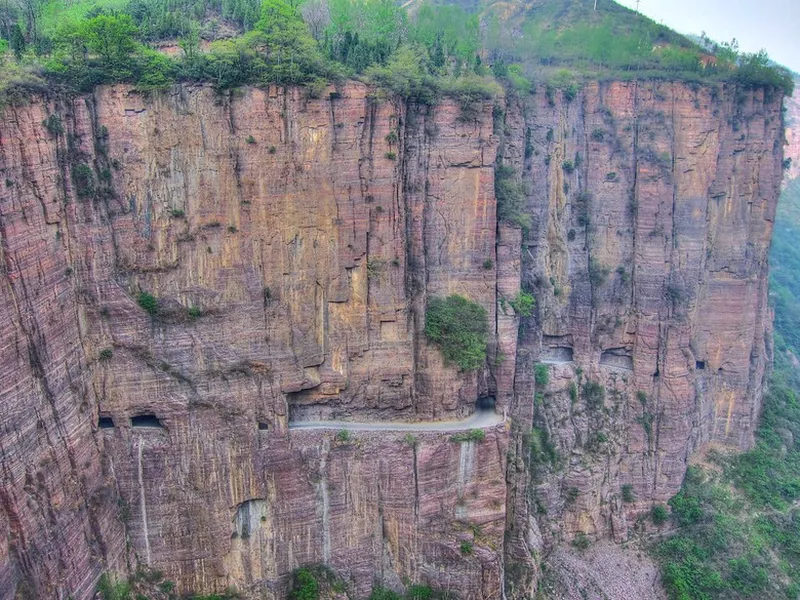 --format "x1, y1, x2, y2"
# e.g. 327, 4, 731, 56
0, 79, 785, 600
500, 81, 783, 551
